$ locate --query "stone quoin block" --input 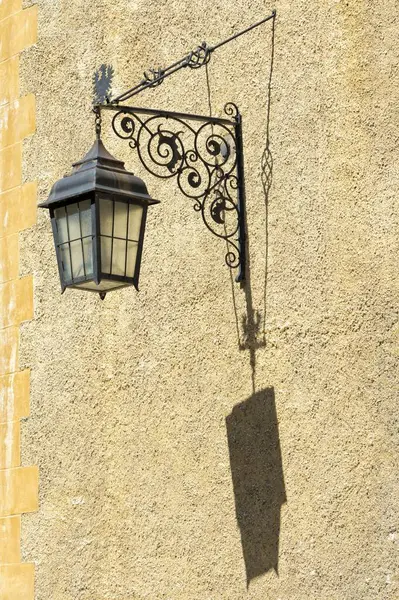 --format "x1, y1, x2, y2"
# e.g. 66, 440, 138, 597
0, 5, 37, 62
0, 327, 19, 375
0, 276, 34, 329
0, 563, 34, 599
0, 94, 36, 150
0, 143, 22, 193
0, 515, 21, 563
0, 370, 30, 424
0, 0, 22, 23
0, 57, 19, 108
0, 234, 19, 283
0, 182, 37, 237
0, 421, 20, 469
0, 466, 38, 517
